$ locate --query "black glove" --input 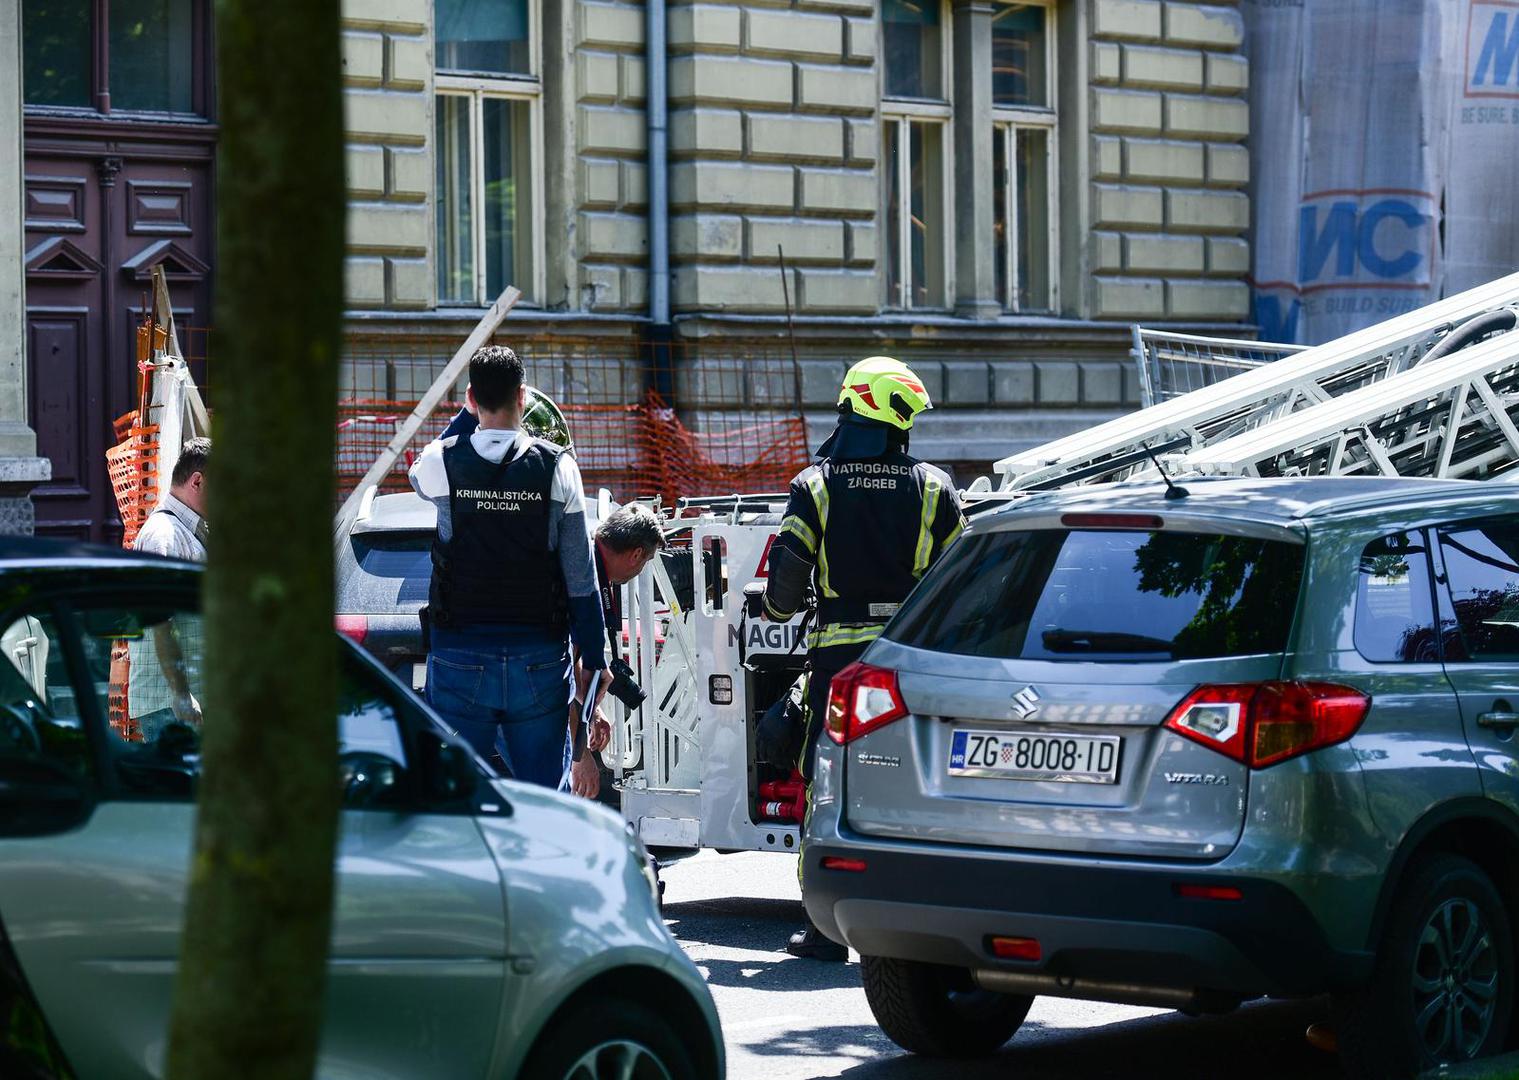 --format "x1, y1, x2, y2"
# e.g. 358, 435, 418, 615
755, 680, 805, 768
742, 581, 766, 620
